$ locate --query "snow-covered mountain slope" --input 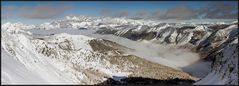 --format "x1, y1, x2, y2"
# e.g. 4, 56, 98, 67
1, 23, 198, 85
195, 38, 238, 85
93, 19, 238, 85
95, 22, 238, 85
76, 16, 238, 85
1, 16, 238, 85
